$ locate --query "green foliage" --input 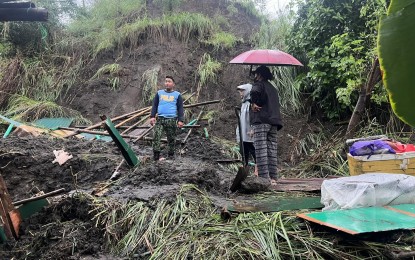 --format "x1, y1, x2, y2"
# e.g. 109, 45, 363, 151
91, 63, 121, 90
19, 57, 84, 102
0, 39, 12, 58
72, 11, 215, 56
4, 0, 81, 55
0, 55, 84, 119
203, 31, 239, 51
378, 0, 415, 126
271, 68, 302, 115
70, 0, 145, 35
68, 0, 146, 56
226, 4, 238, 15
288, 128, 349, 178
5, 23, 47, 54
5, 95, 89, 124
253, 9, 294, 50
141, 65, 161, 104
287, 0, 387, 119
227, 0, 263, 19
196, 53, 221, 100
